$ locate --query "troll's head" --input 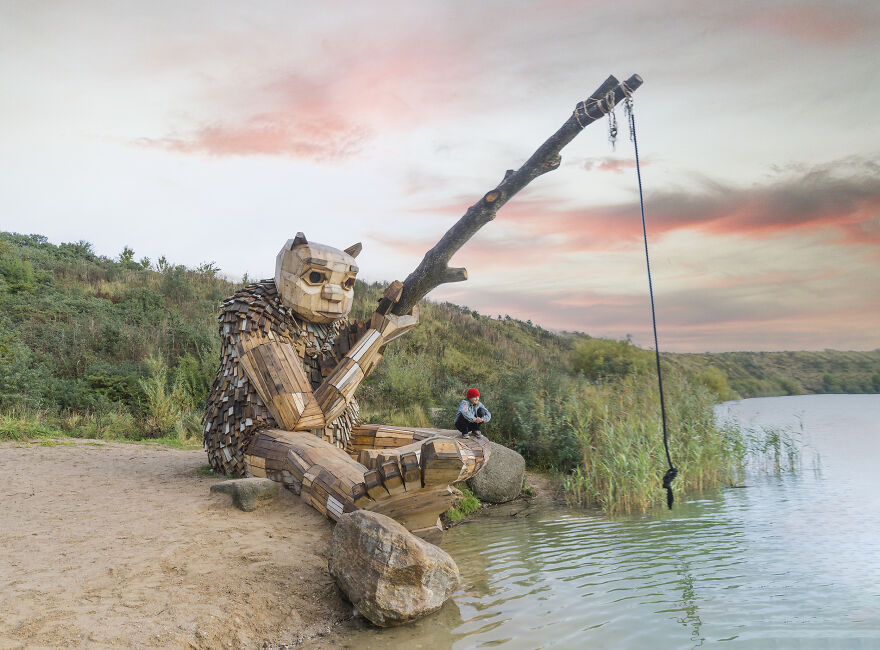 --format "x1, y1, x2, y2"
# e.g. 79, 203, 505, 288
274, 232, 361, 324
